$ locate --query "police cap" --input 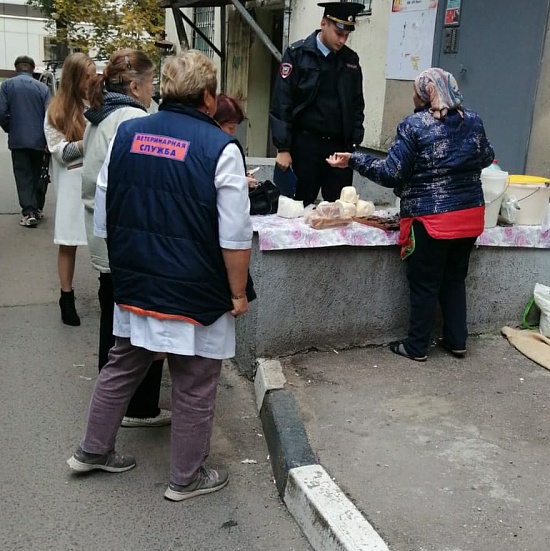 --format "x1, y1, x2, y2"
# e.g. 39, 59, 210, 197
318, 2, 364, 31
14, 55, 36, 69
